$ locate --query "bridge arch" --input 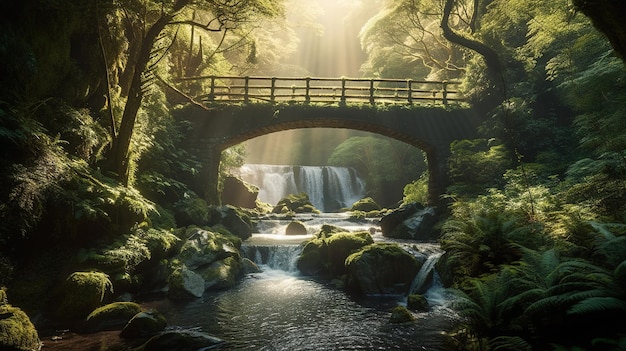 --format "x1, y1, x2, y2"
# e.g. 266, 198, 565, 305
179, 104, 482, 207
